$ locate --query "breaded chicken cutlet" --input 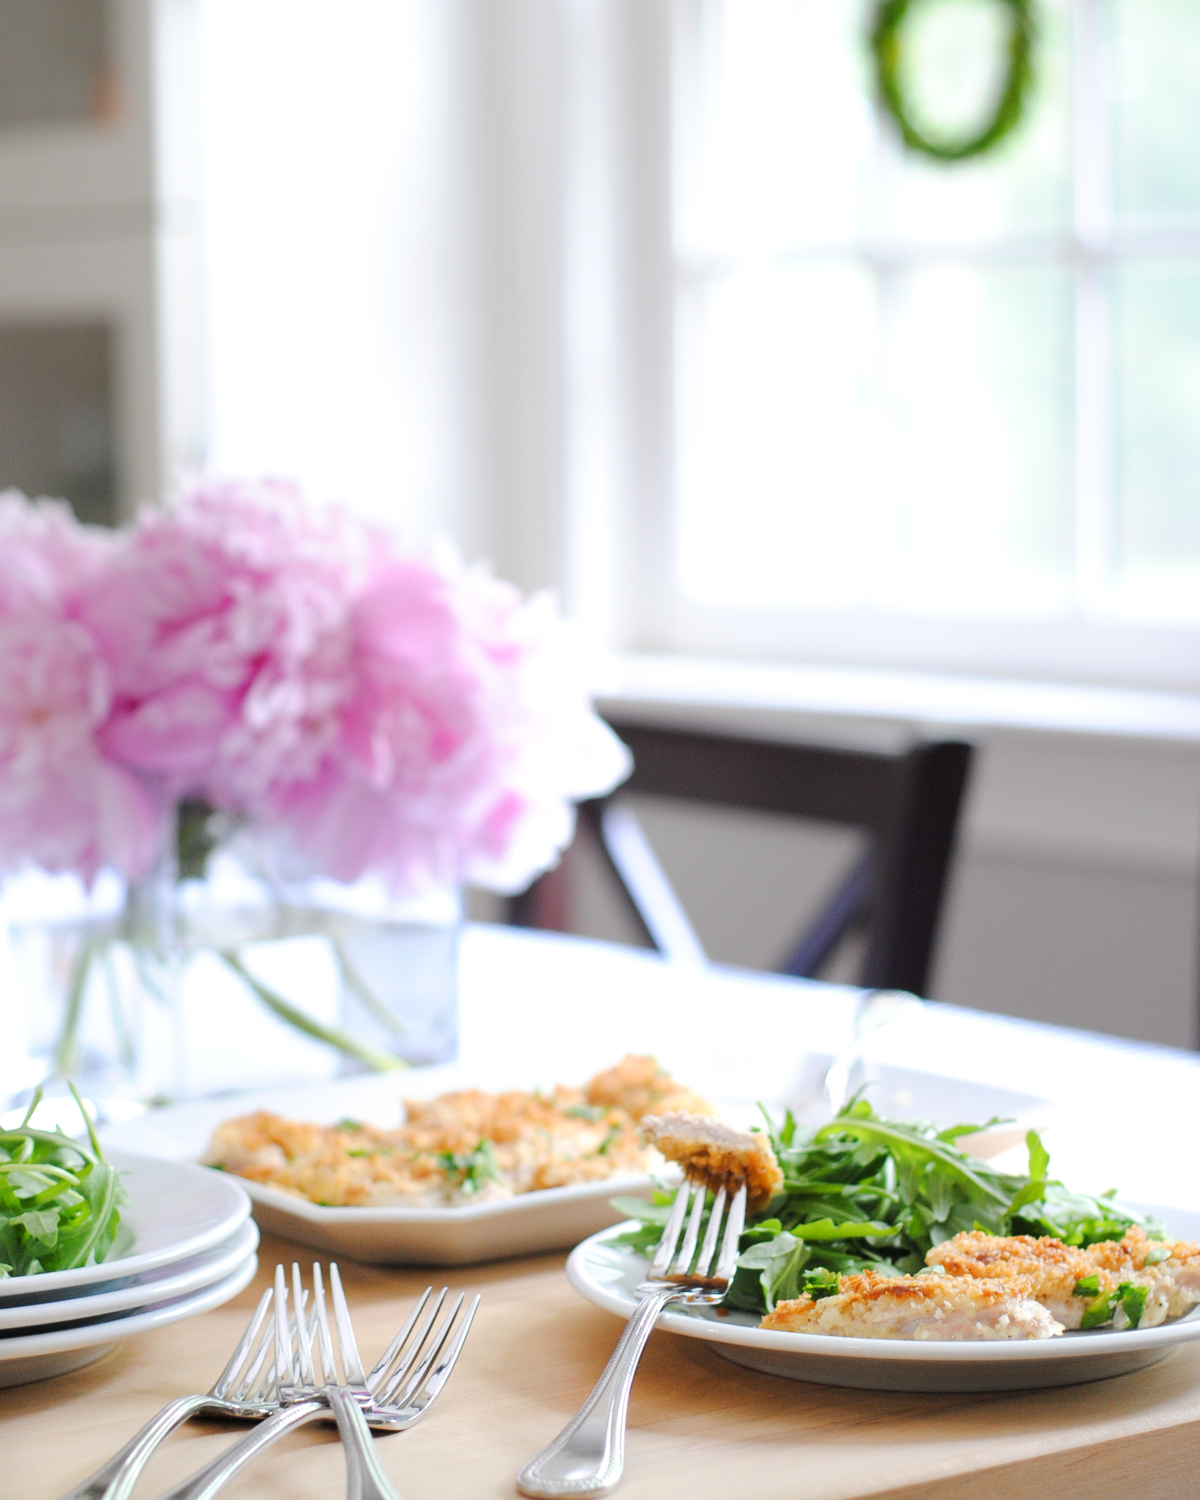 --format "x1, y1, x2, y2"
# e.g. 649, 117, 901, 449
761, 1269, 1064, 1341
925, 1231, 1111, 1329
639, 1112, 783, 1211
928, 1226, 1200, 1330
758, 1226, 1200, 1343
205, 1054, 710, 1208
1088, 1226, 1200, 1326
